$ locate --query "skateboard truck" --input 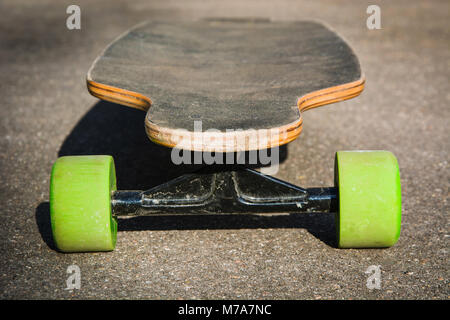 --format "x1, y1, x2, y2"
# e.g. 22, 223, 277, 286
50, 151, 401, 252
111, 167, 337, 216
